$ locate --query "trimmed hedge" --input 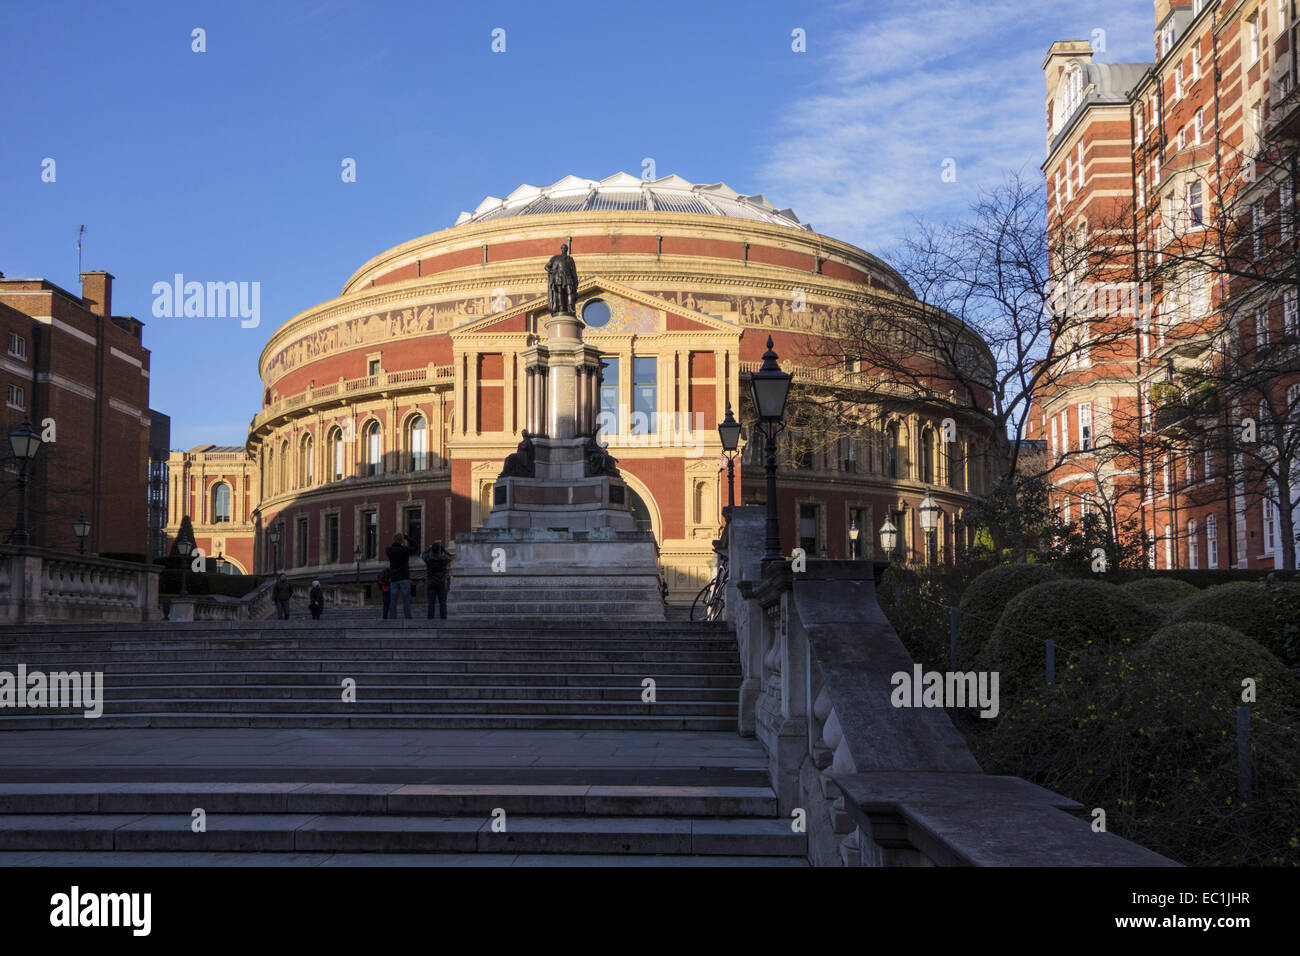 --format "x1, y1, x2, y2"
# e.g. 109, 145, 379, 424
158, 571, 266, 598
98, 552, 147, 564
1119, 577, 1199, 604
954, 563, 1059, 667
978, 578, 1163, 696
1172, 581, 1300, 666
